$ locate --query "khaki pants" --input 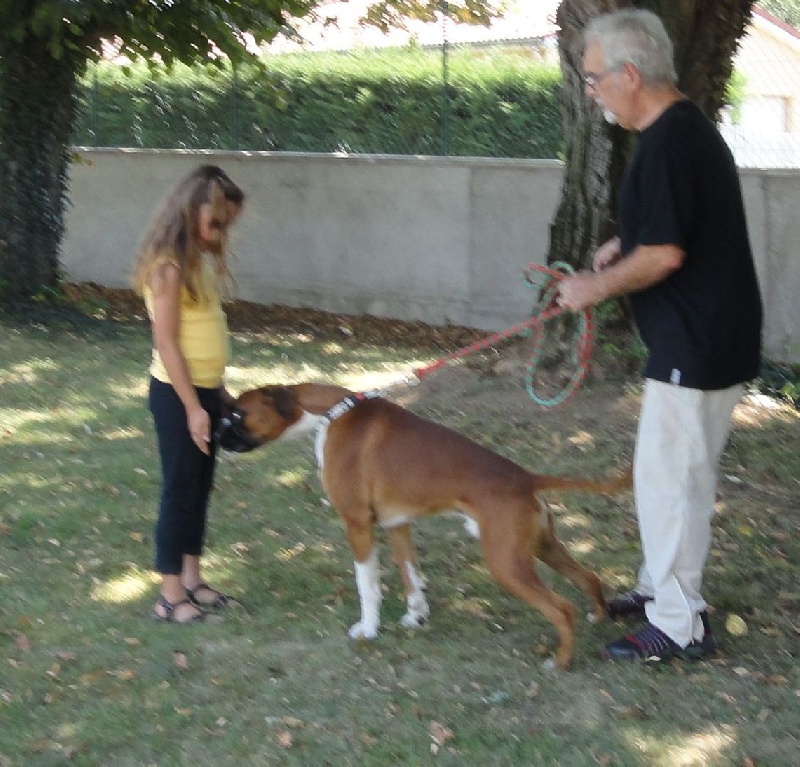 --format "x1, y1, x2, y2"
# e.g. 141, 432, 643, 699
633, 379, 743, 647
